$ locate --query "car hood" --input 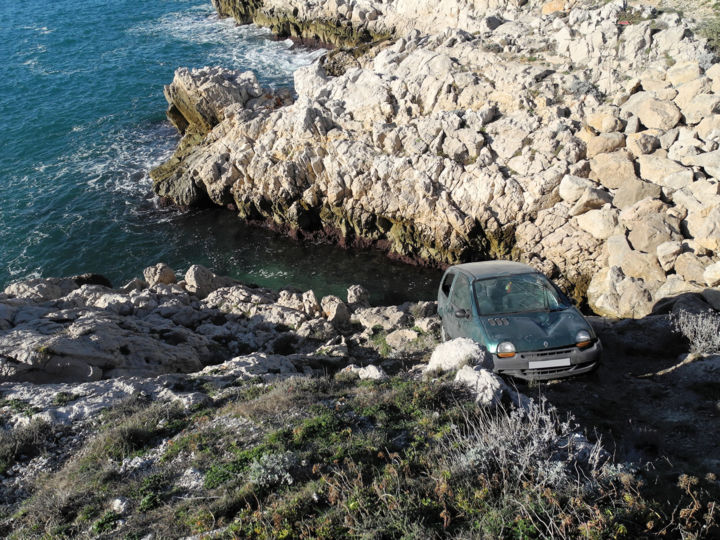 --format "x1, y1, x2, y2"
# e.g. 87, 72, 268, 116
480, 309, 590, 352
